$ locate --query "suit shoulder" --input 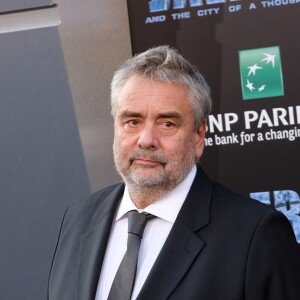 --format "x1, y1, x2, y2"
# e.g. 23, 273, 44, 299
206, 182, 297, 245
66, 182, 124, 218
212, 182, 276, 218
